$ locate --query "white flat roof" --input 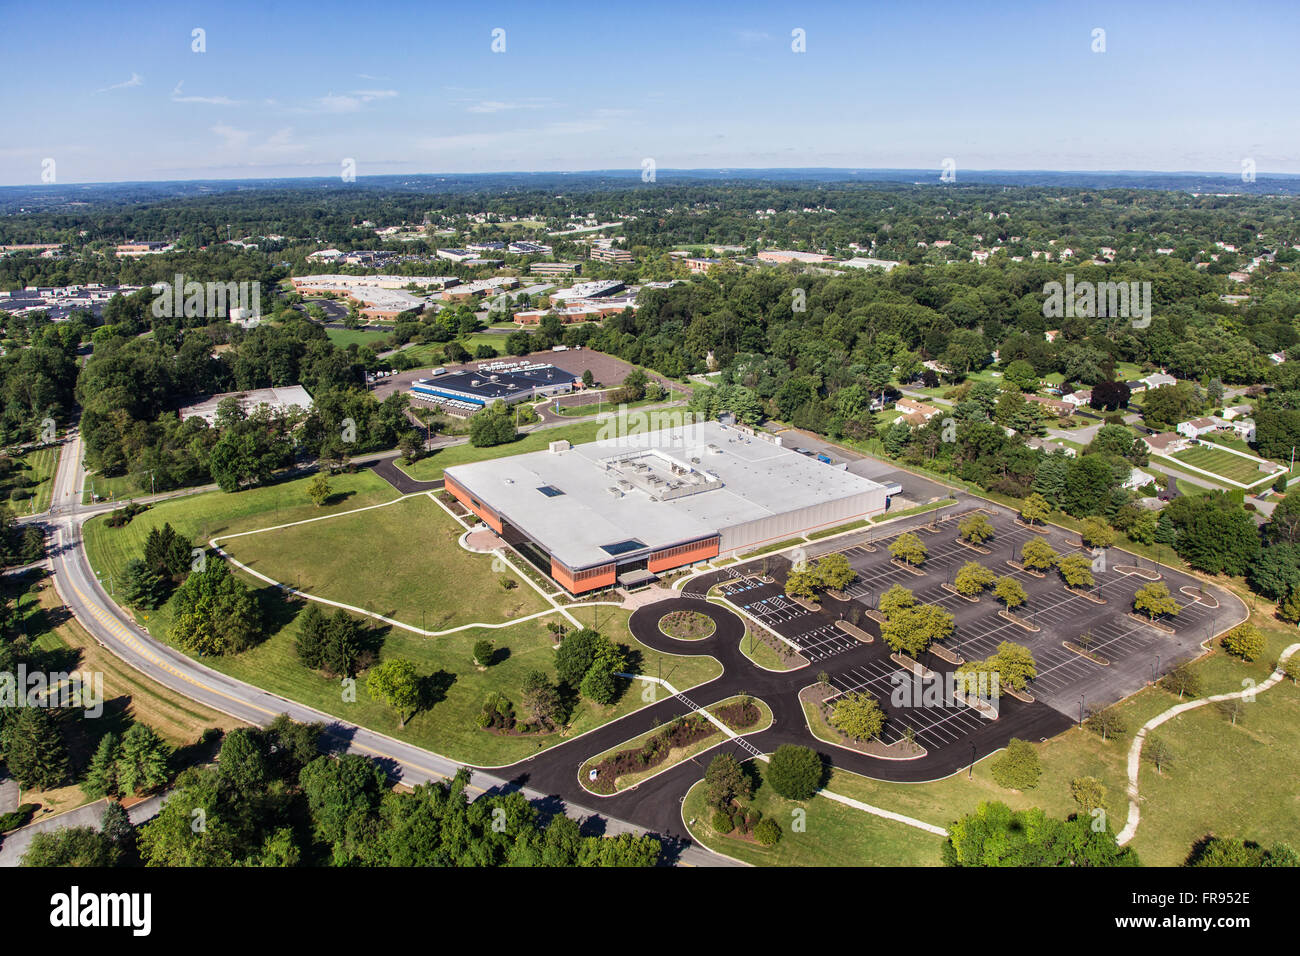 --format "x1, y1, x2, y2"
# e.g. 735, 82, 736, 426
179, 385, 313, 424
445, 420, 884, 570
